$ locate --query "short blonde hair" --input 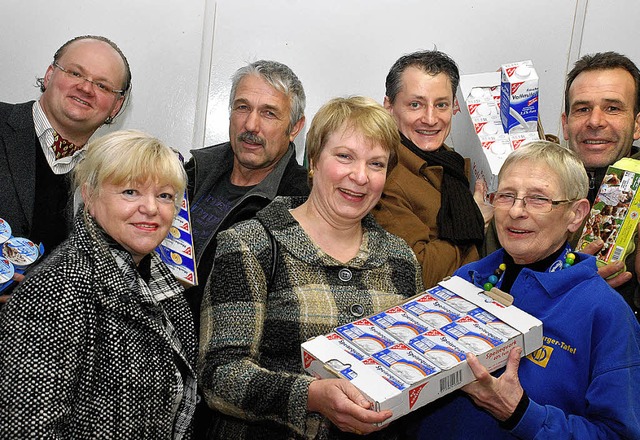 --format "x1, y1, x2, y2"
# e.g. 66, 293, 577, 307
499, 140, 588, 200
75, 130, 187, 210
305, 96, 400, 176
